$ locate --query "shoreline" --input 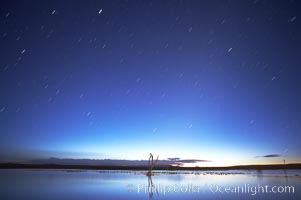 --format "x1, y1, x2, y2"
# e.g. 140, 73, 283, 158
1, 163, 301, 171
